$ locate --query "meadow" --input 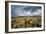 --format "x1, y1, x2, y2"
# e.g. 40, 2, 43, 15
11, 16, 41, 28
